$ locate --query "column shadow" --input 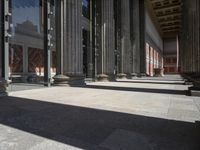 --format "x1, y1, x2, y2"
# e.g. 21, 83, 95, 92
0, 96, 199, 149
